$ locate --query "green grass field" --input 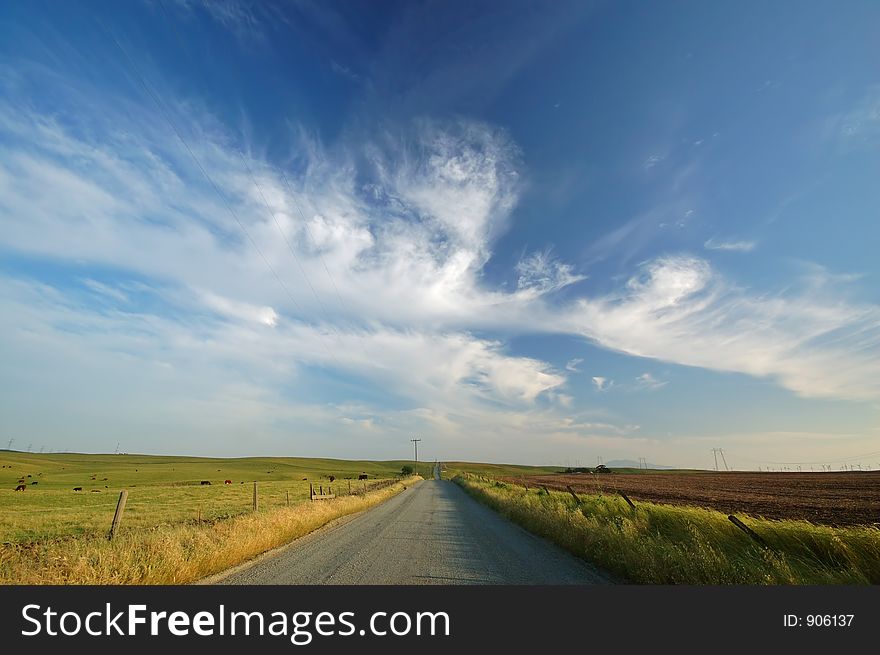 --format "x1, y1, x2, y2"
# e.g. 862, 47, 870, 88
455, 475, 880, 585
0, 451, 421, 543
